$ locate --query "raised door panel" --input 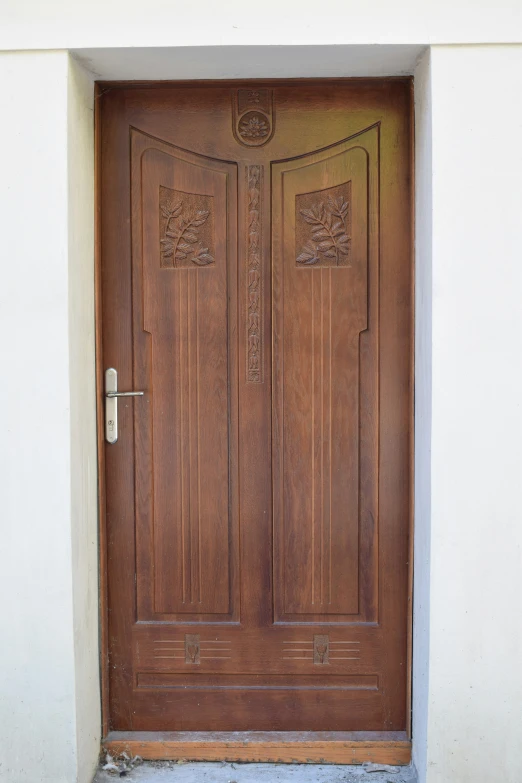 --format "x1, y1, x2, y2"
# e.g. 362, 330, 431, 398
131, 129, 239, 622
272, 126, 379, 623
